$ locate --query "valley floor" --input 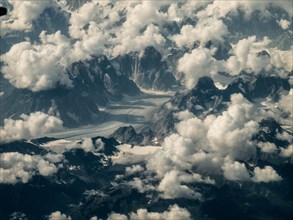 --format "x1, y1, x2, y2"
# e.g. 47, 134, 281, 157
47, 91, 174, 139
